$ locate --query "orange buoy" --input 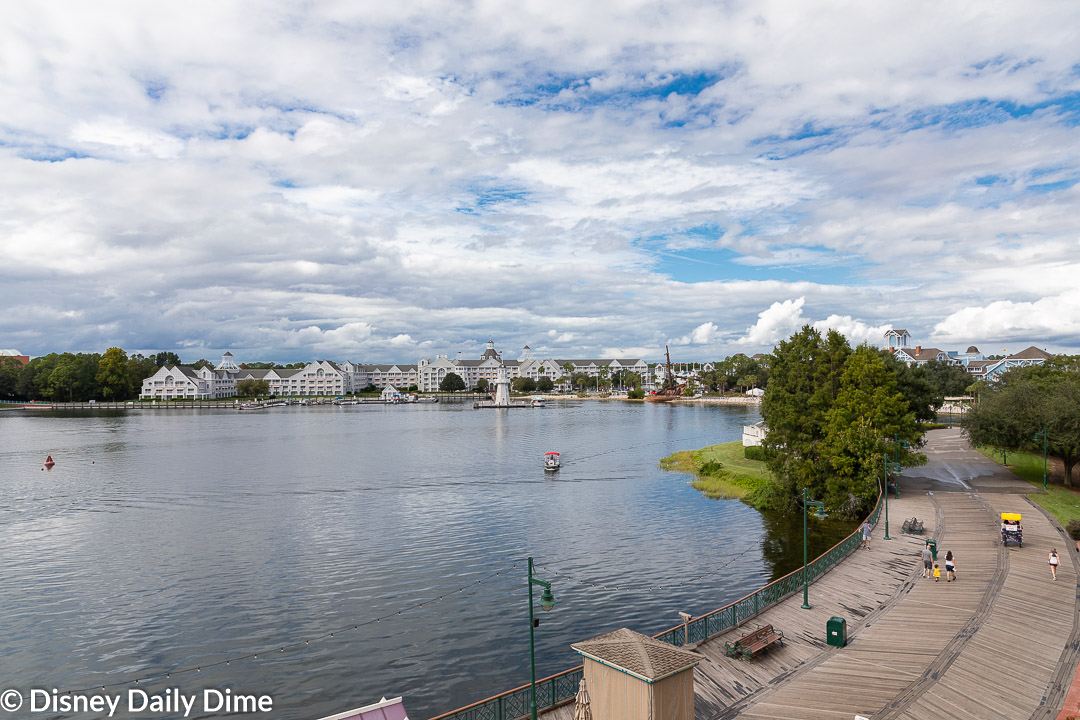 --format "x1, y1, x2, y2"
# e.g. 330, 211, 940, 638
44, 455, 55, 468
